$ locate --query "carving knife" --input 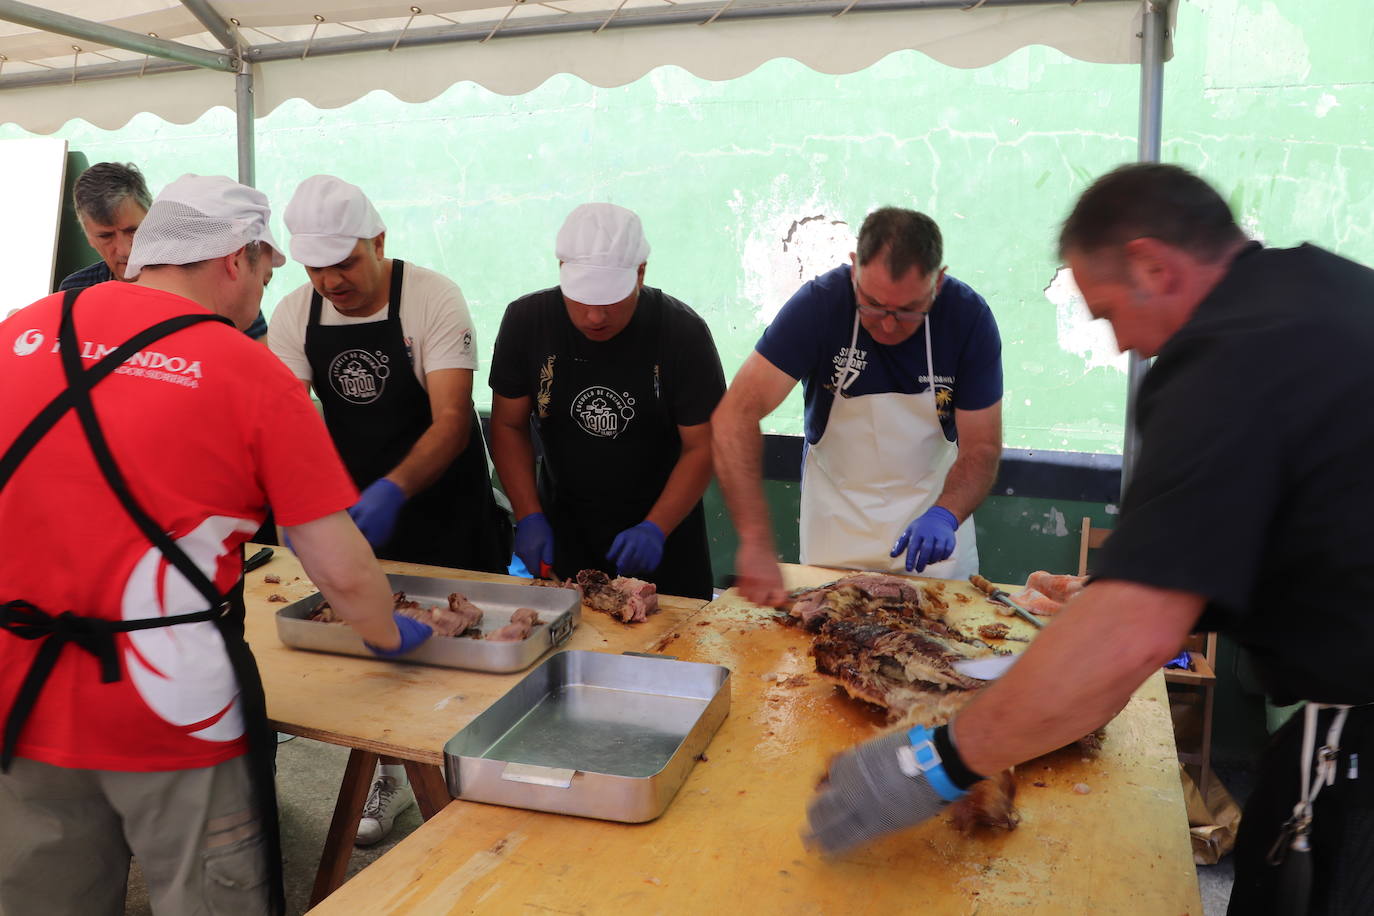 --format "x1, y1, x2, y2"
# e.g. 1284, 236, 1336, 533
952, 653, 1021, 681
969, 574, 1045, 630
